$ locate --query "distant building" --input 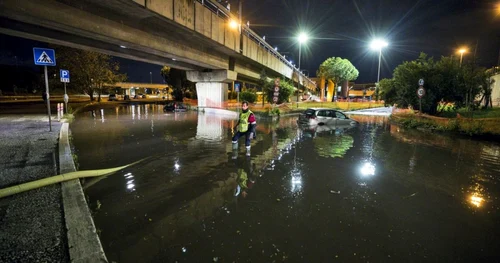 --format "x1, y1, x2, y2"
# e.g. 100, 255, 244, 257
490, 72, 500, 107
311, 77, 377, 101
348, 83, 376, 99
